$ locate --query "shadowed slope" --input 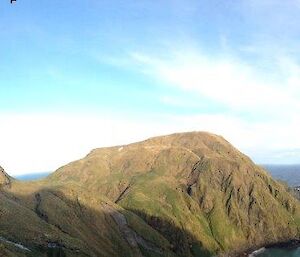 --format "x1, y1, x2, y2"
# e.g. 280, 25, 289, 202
1, 132, 300, 256
46, 132, 300, 256
0, 180, 188, 257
